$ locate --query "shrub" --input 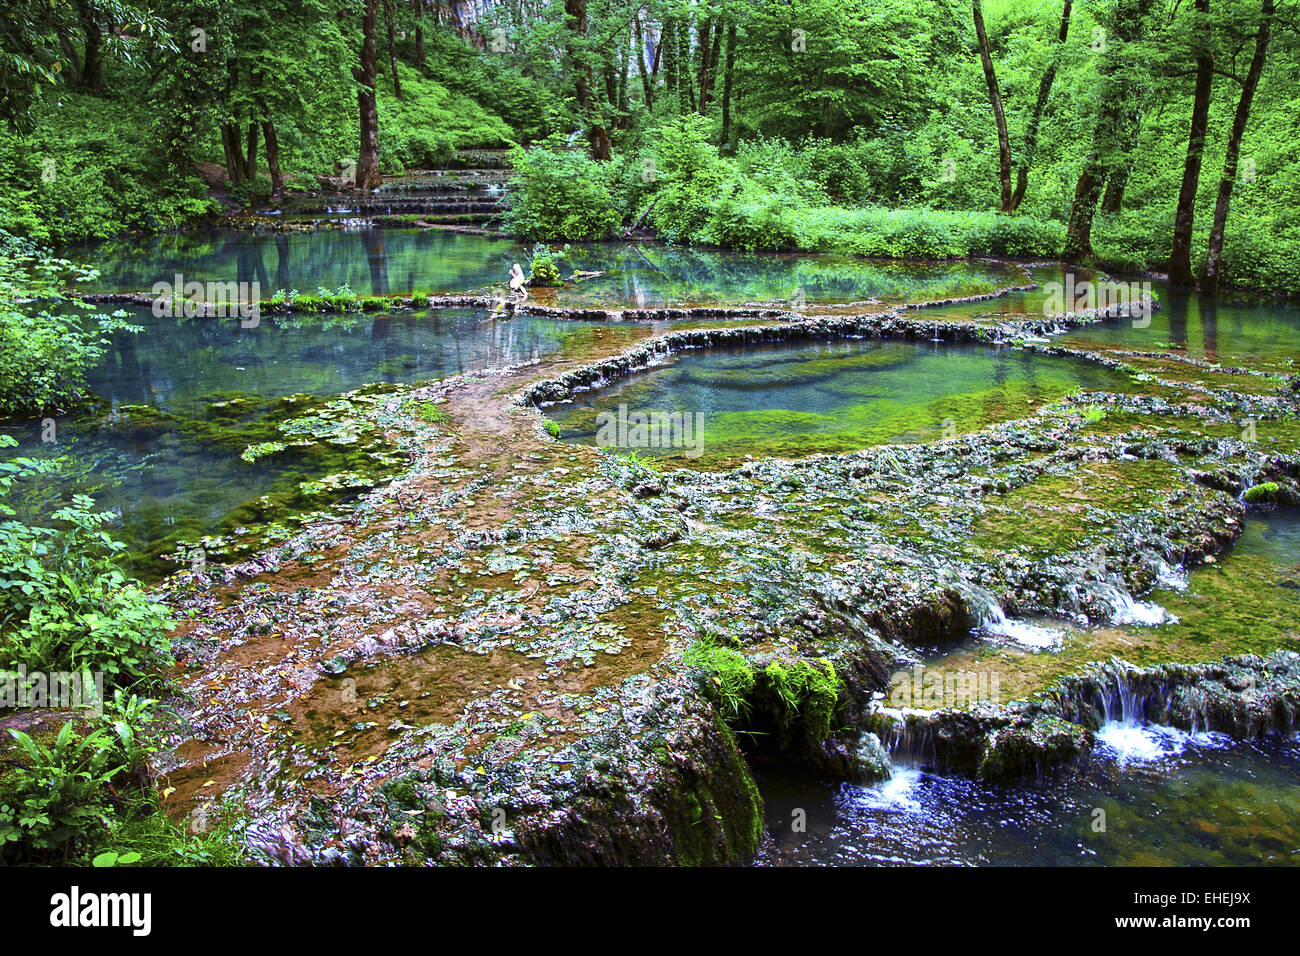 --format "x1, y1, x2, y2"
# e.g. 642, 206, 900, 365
505, 138, 621, 240
646, 116, 733, 242
0, 438, 174, 689
0, 232, 142, 416
0, 722, 122, 863
527, 243, 564, 285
